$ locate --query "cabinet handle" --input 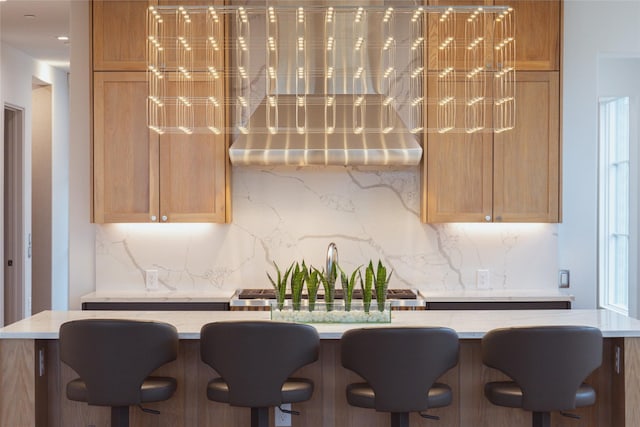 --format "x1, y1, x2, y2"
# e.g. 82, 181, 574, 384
161, 215, 168, 222
151, 215, 157, 222
495, 216, 502, 222
485, 215, 491, 222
